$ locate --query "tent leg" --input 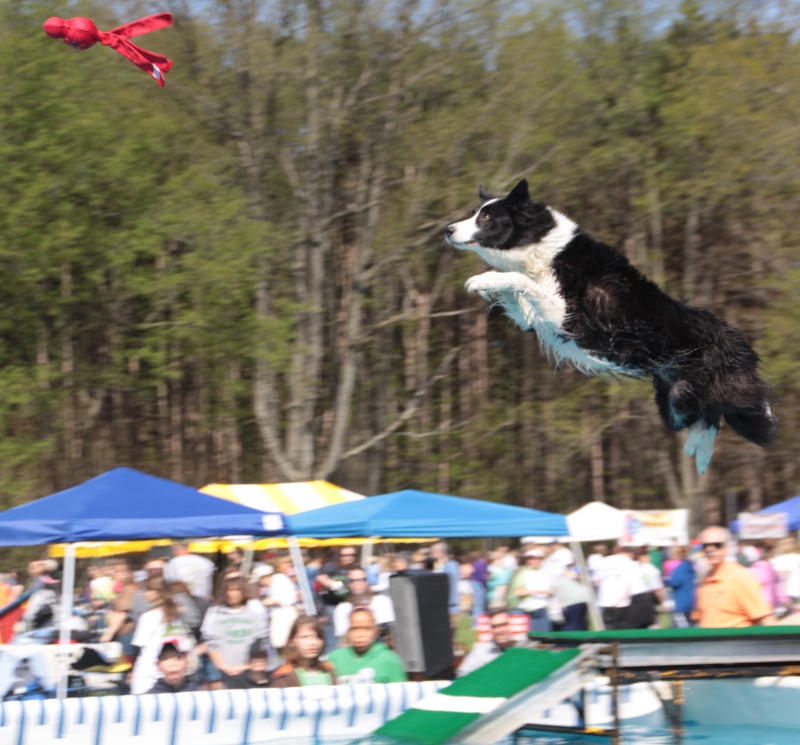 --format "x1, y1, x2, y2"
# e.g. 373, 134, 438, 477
288, 537, 317, 616
241, 544, 255, 578
361, 538, 376, 572
570, 541, 604, 631
57, 543, 76, 699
